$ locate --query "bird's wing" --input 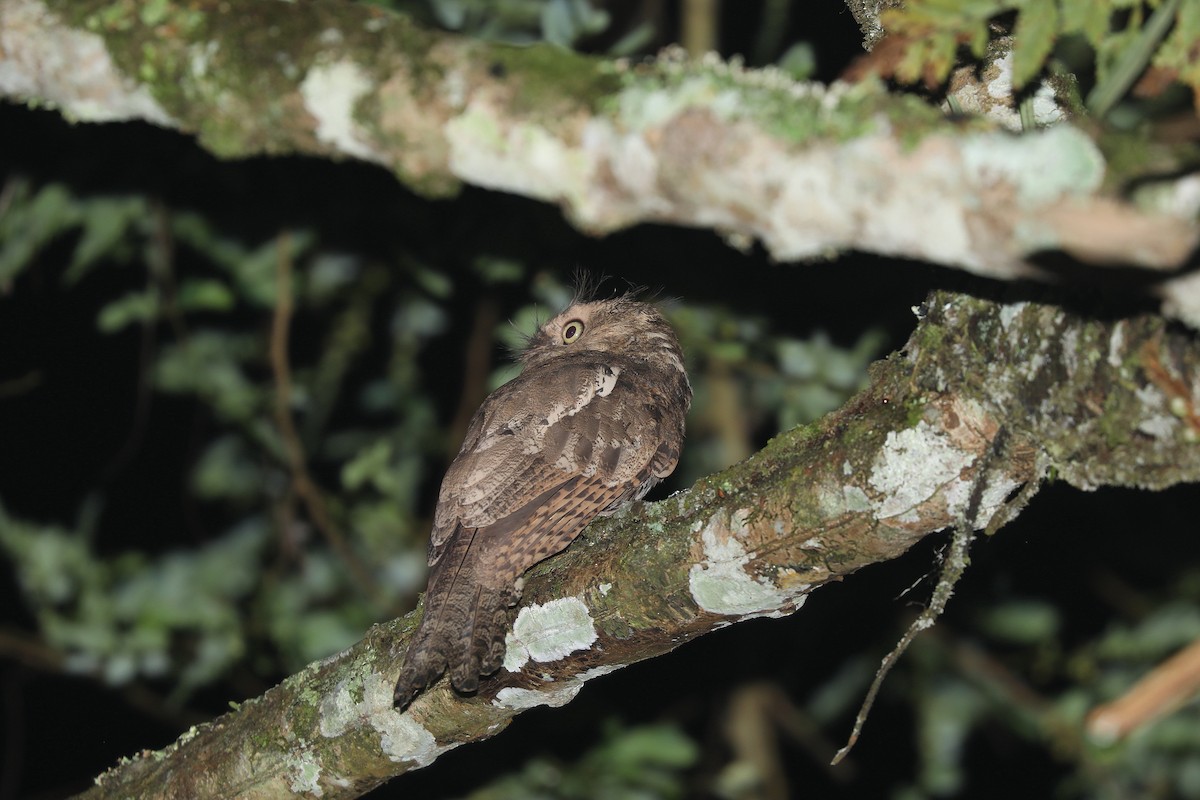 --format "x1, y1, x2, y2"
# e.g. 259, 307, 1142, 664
427, 358, 671, 565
